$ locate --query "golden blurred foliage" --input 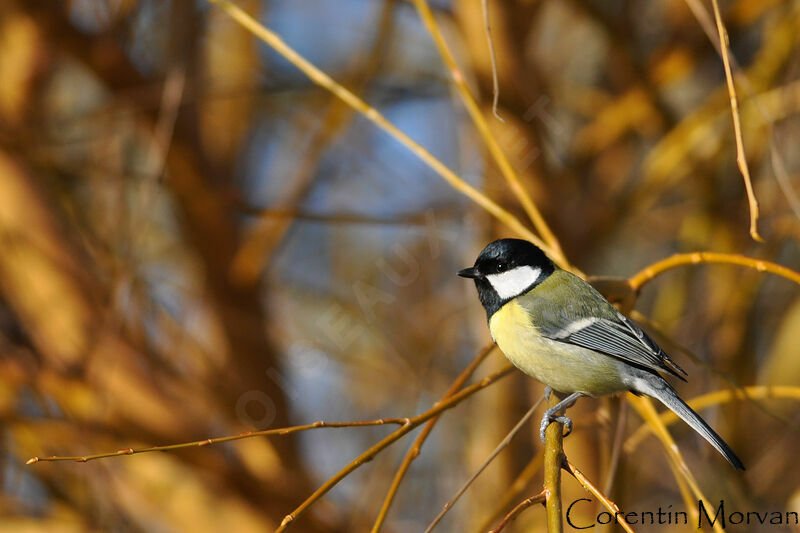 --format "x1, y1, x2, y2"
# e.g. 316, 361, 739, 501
2, 0, 800, 532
